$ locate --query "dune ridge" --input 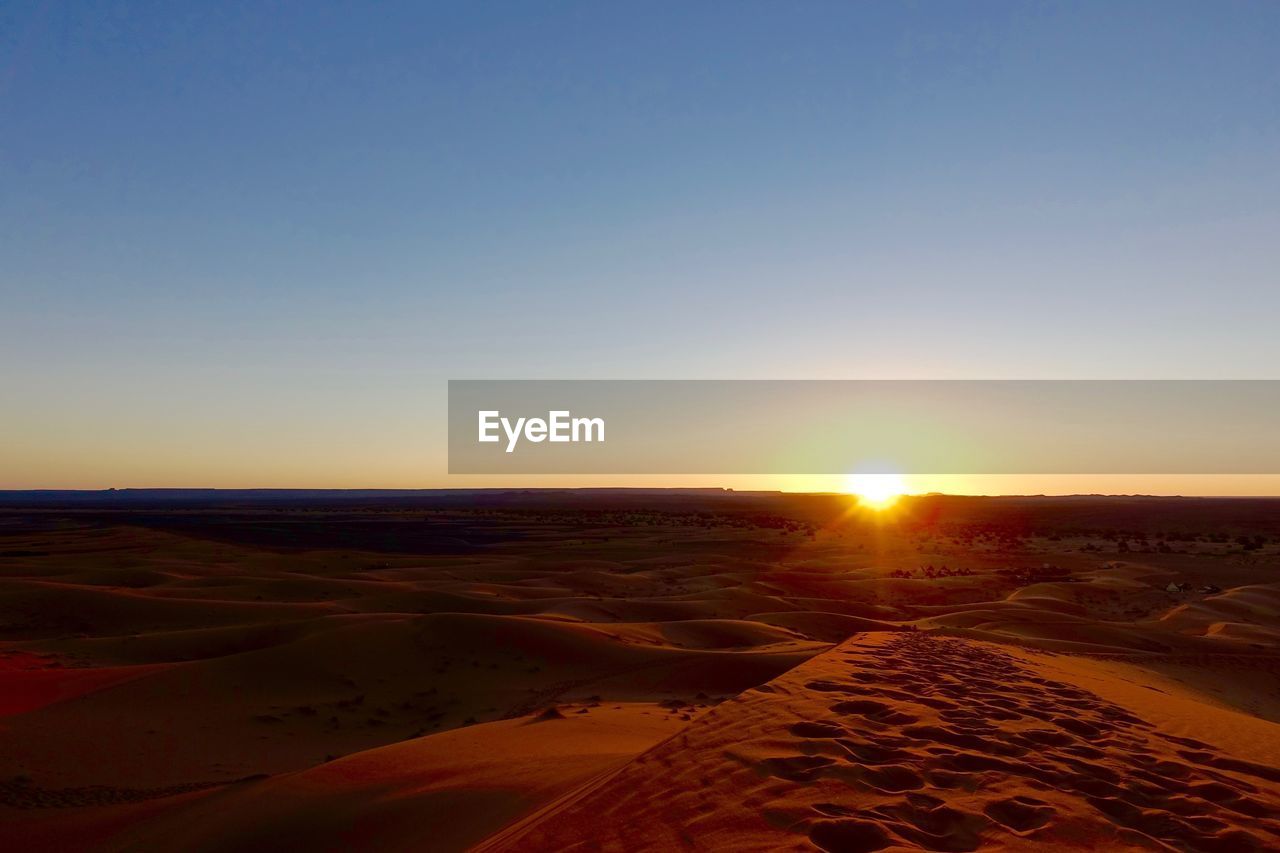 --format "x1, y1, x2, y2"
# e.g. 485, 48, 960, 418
489, 632, 1280, 851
